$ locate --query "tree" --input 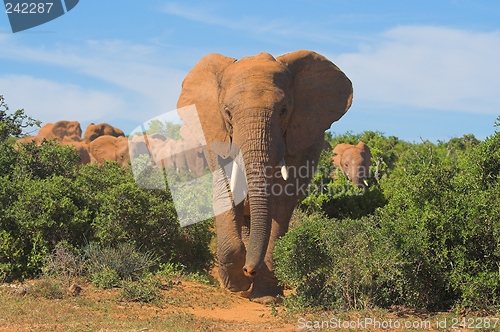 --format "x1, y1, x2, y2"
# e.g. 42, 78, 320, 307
0, 95, 40, 142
